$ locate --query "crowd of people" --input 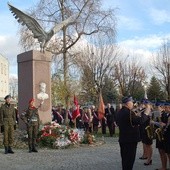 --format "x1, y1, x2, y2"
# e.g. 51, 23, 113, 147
0, 94, 170, 170
51, 96, 170, 170
51, 102, 116, 136
116, 96, 170, 170
0, 94, 117, 154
